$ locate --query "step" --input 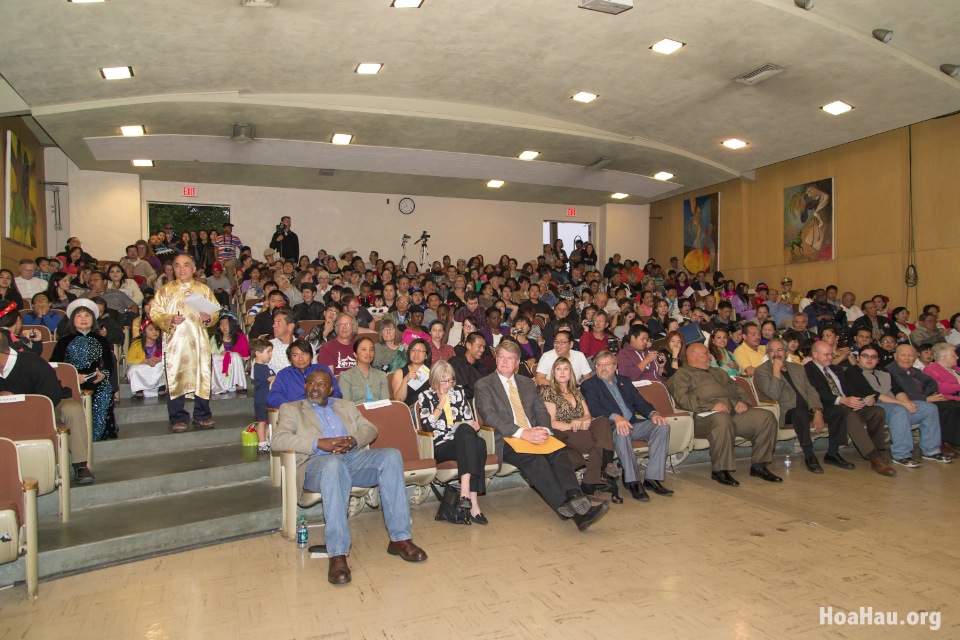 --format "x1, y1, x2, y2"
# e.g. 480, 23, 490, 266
39, 444, 269, 514
114, 391, 254, 423
94, 414, 255, 460
0, 480, 280, 584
